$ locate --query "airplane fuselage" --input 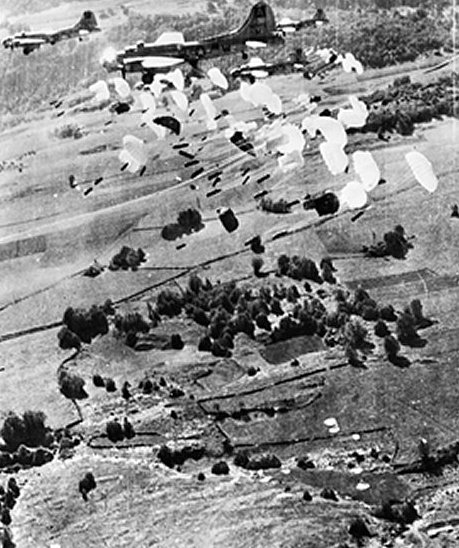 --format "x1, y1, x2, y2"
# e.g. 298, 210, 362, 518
116, 31, 285, 75
2, 11, 100, 53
